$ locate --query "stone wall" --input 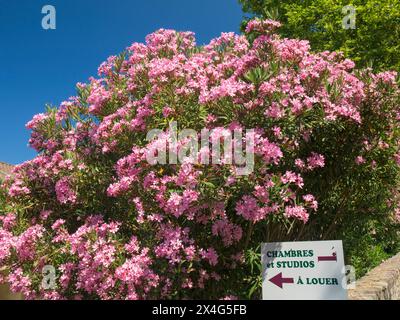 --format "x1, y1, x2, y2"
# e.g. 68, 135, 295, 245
0, 285, 22, 300
0, 162, 13, 179
348, 252, 400, 300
